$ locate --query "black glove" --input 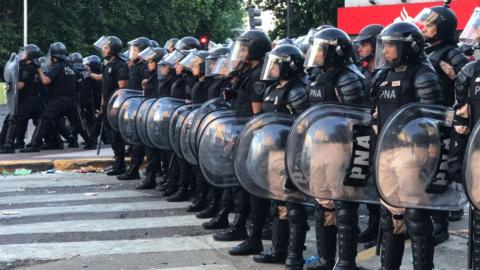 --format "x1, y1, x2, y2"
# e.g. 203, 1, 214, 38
33, 58, 41, 68
223, 87, 237, 101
